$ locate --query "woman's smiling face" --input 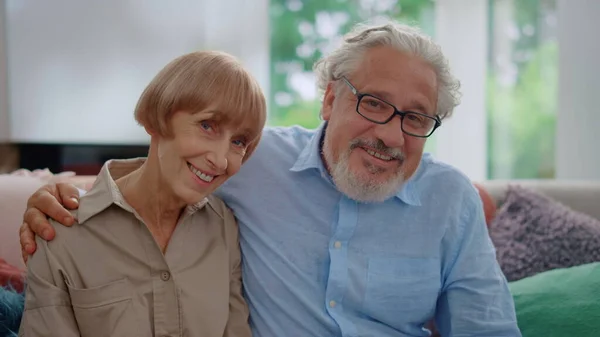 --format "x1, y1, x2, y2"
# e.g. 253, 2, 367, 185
154, 110, 252, 205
